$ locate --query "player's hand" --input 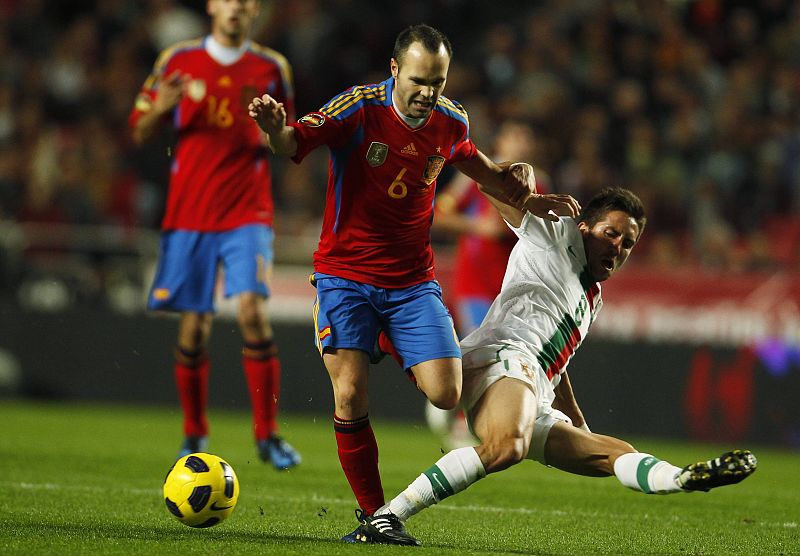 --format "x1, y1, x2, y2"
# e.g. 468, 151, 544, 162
524, 193, 581, 222
249, 94, 287, 134
502, 162, 537, 208
153, 71, 188, 115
